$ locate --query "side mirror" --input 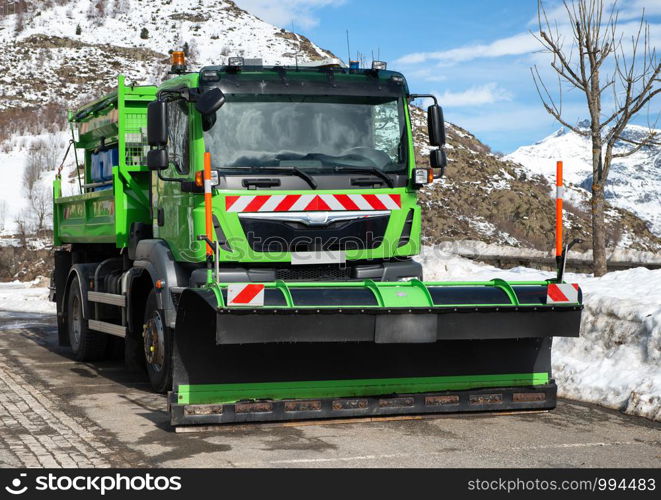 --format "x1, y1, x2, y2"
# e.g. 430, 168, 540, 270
196, 88, 225, 116
147, 149, 168, 171
430, 149, 446, 178
147, 101, 168, 147
427, 104, 446, 147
